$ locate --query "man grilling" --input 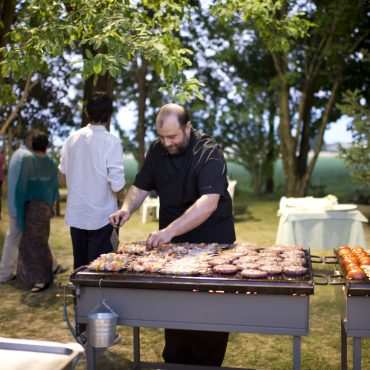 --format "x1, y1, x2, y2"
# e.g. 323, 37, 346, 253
109, 103, 235, 366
